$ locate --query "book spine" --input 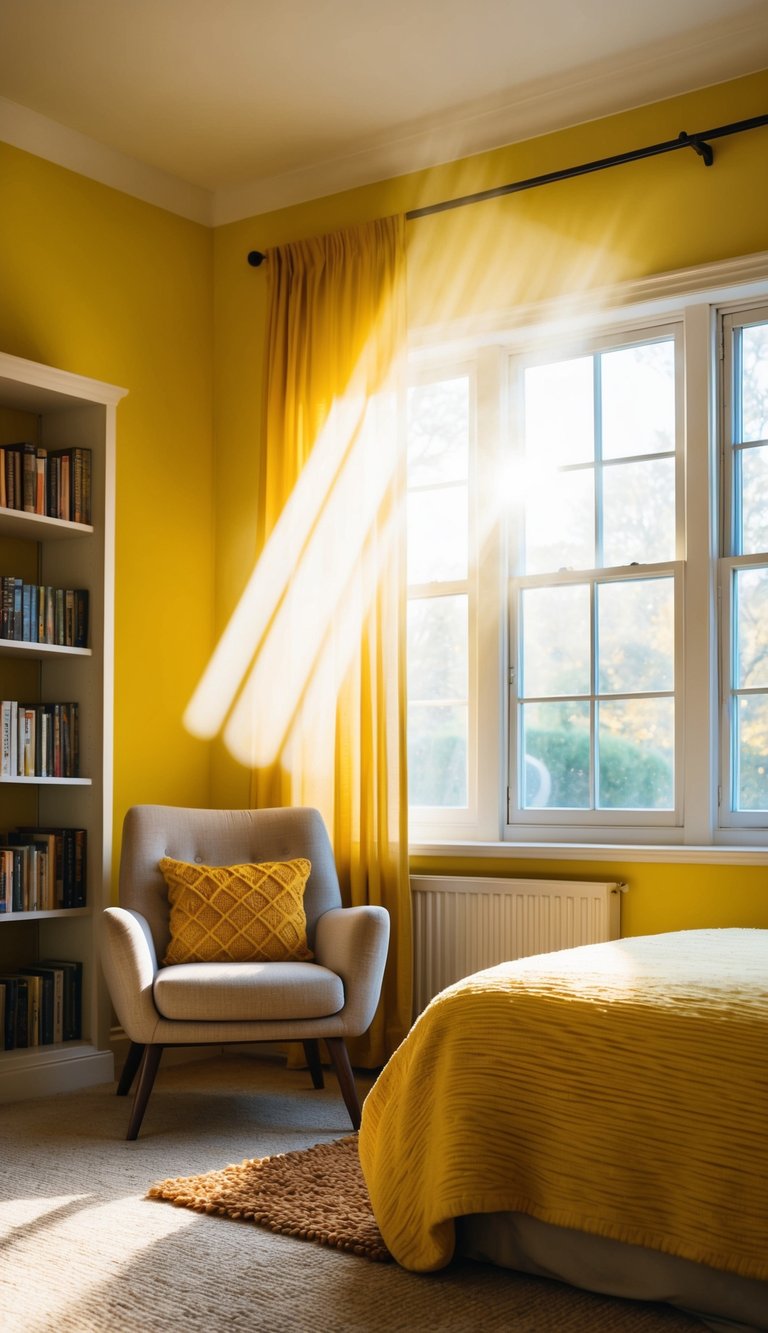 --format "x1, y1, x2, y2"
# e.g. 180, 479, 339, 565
75, 589, 89, 648
35, 448, 47, 515
22, 443, 36, 513
0, 979, 17, 1049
